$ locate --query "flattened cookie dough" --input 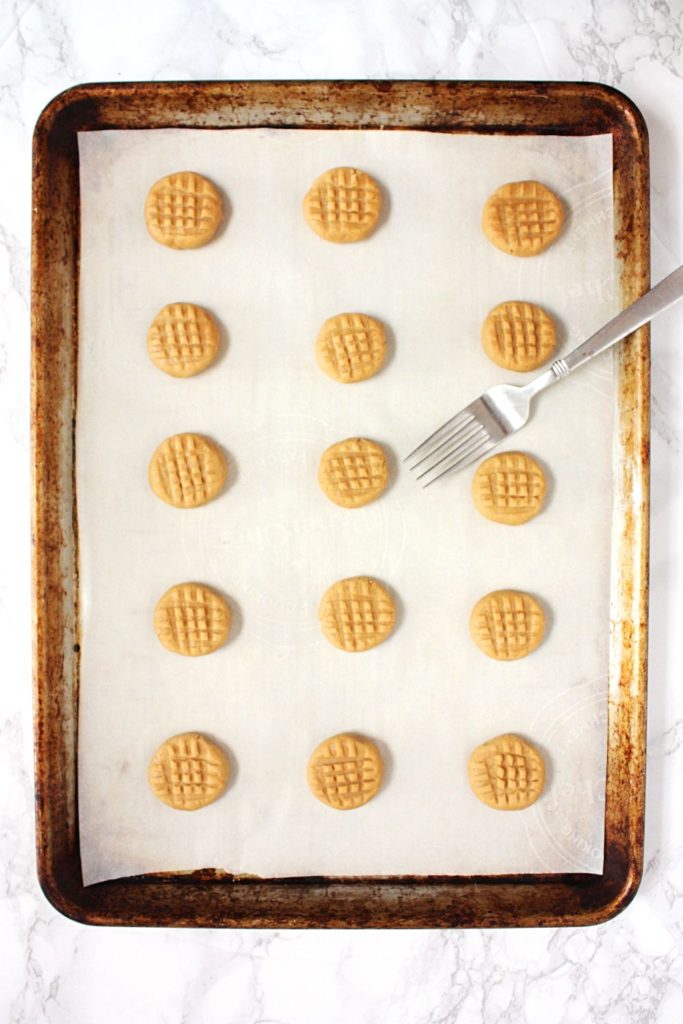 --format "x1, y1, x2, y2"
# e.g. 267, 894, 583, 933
307, 732, 383, 809
482, 181, 564, 256
470, 589, 545, 660
149, 432, 227, 508
303, 167, 382, 243
316, 312, 387, 383
472, 451, 546, 525
148, 732, 229, 810
145, 171, 223, 249
481, 301, 556, 372
468, 733, 545, 810
318, 438, 388, 508
154, 582, 232, 656
319, 576, 396, 652
147, 303, 220, 378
